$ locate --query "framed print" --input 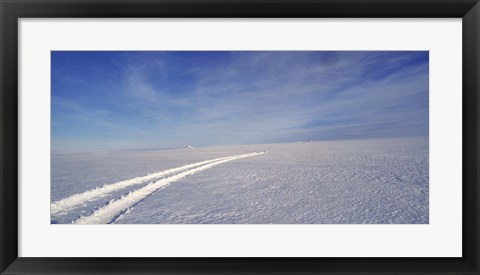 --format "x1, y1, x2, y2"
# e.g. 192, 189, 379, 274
1, 0, 479, 274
